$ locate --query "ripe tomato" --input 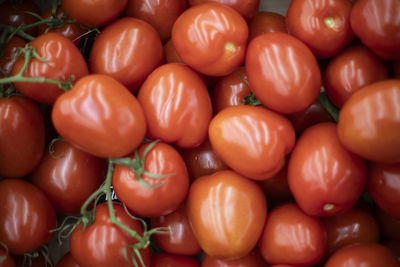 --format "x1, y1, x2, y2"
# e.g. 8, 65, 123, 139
201, 249, 266, 267
0, 37, 27, 79
248, 11, 287, 41
90, 17, 163, 93
172, 3, 248, 76
375, 208, 400, 241
288, 123, 367, 216
0, 179, 56, 255
187, 170, 267, 259
0, 96, 45, 178
70, 202, 150, 267
259, 203, 327, 266
324, 46, 388, 107
113, 141, 189, 218
0, 247, 15, 267
163, 39, 184, 64
245, 32, 321, 114
382, 240, 400, 262
151, 253, 200, 267
209, 105, 295, 181
0, 0, 40, 36
137, 63, 212, 149
259, 163, 293, 205
350, 0, 400, 60
56, 252, 79, 267
31, 140, 105, 214
11, 33, 89, 104
52, 74, 146, 158
337, 79, 400, 163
